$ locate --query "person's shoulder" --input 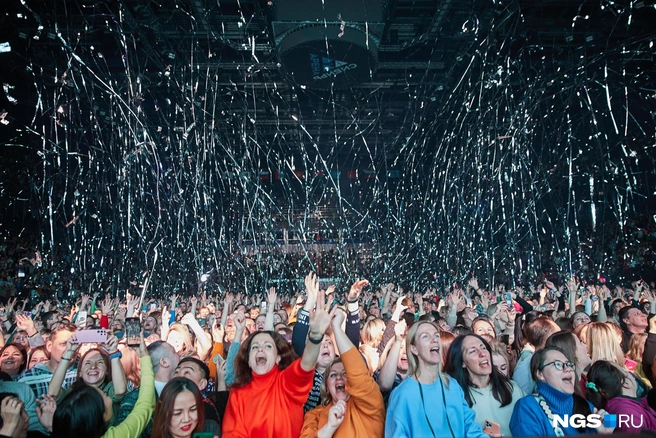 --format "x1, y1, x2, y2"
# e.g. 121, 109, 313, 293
512, 393, 539, 412
0, 381, 34, 398
509, 379, 526, 397
18, 364, 51, 380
